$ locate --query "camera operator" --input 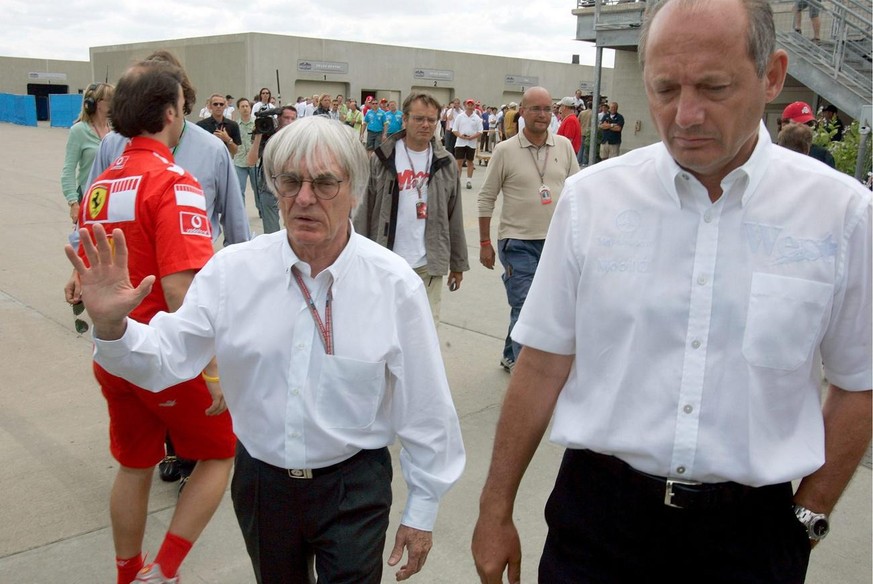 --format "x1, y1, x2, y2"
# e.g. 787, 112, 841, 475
246, 105, 297, 234
197, 93, 242, 157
